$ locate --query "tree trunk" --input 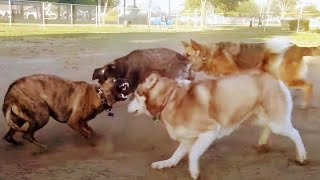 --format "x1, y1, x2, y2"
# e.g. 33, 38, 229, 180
200, 0, 207, 30
58, 5, 61, 19
103, 0, 108, 24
